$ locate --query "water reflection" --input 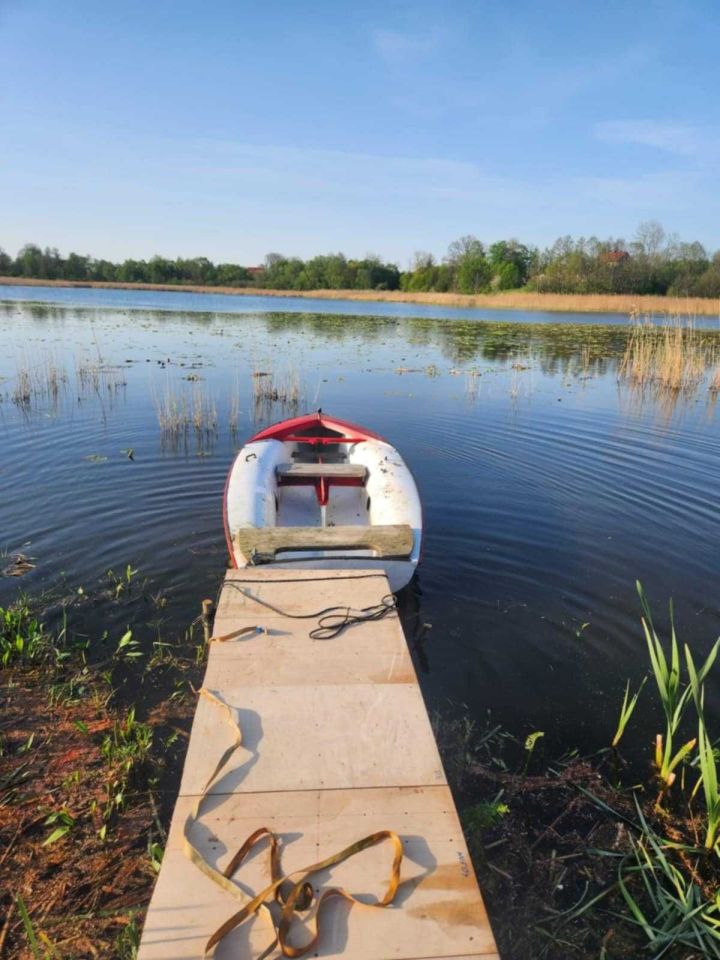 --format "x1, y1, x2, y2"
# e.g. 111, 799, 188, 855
2, 299, 720, 763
